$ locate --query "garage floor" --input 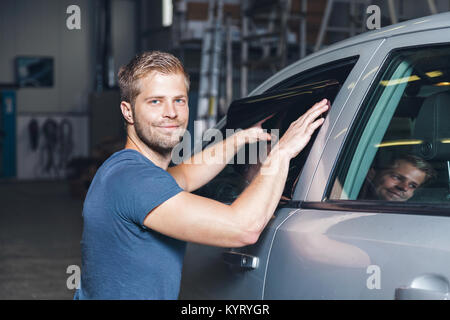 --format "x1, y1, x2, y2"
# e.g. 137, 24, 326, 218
0, 181, 83, 299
